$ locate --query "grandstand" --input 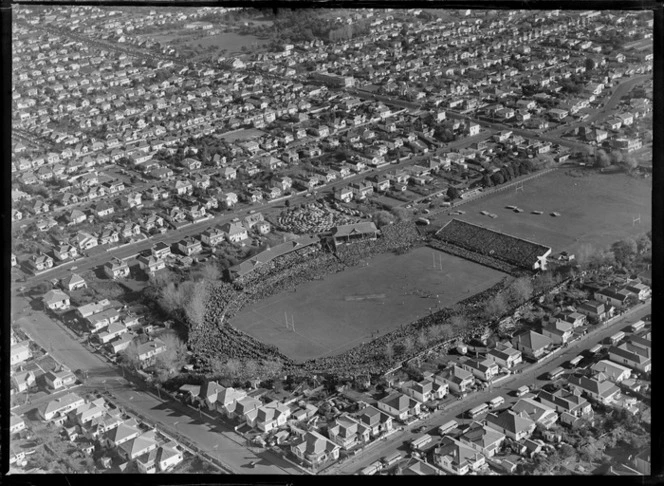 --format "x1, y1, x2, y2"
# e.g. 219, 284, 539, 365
434, 219, 551, 271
